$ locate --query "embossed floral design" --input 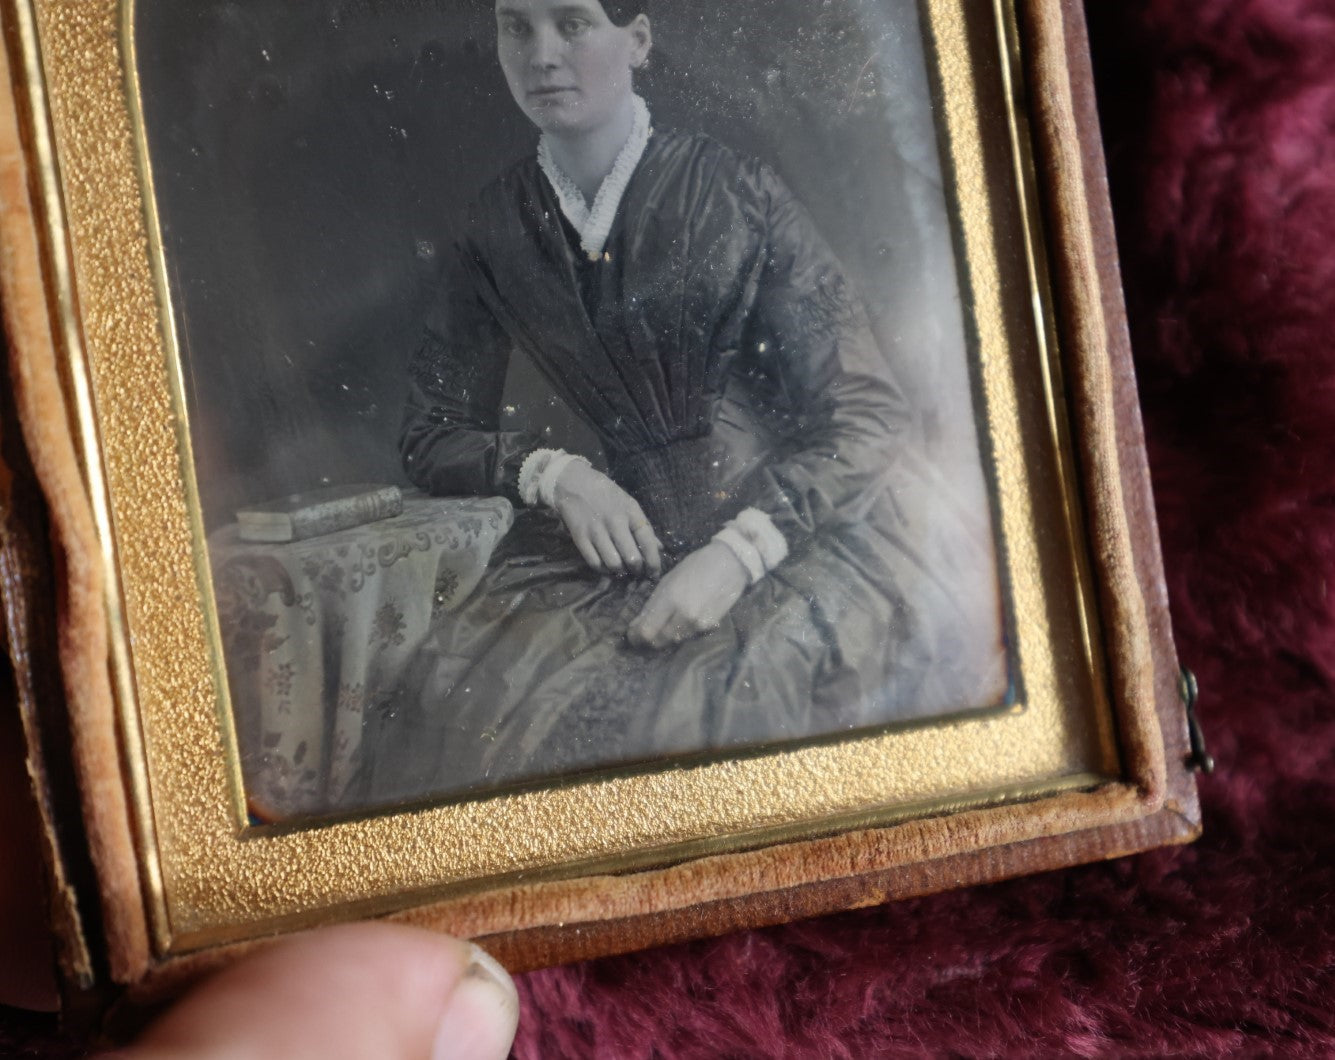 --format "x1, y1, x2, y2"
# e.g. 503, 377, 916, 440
371, 602, 407, 649
301, 554, 347, 596
458, 516, 483, 541
433, 567, 461, 615
218, 606, 286, 675
336, 682, 366, 714
265, 661, 296, 699
248, 745, 320, 820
